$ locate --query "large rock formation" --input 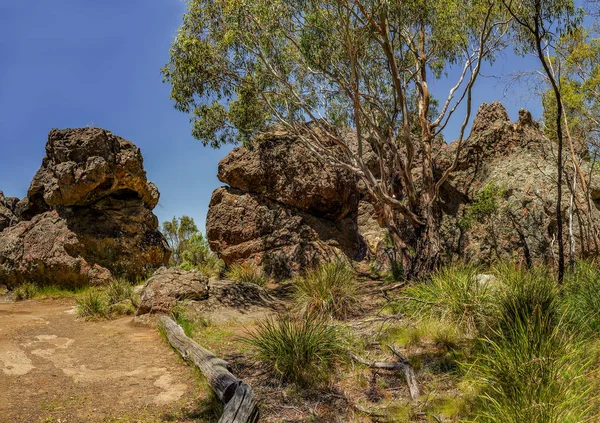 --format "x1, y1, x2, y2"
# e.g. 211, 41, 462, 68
441, 102, 600, 265
207, 132, 365, 278
207, 102, 600, 273
0, 128, 170, 288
